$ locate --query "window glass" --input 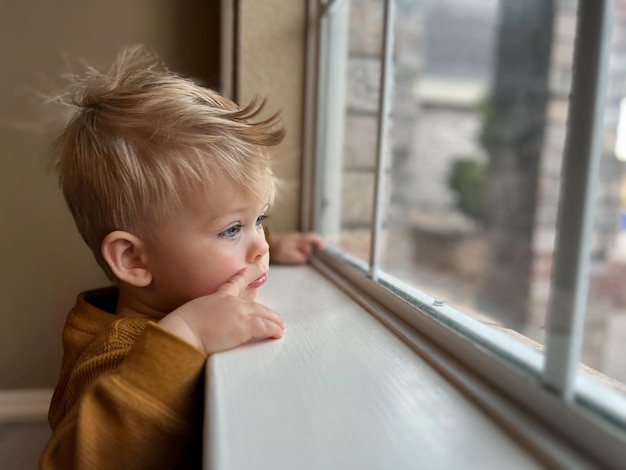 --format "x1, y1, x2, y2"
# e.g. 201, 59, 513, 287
584, 3, 626, 391
326, 0, 385, 264
380, 0, 559, 345
319, 0, 626, 395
